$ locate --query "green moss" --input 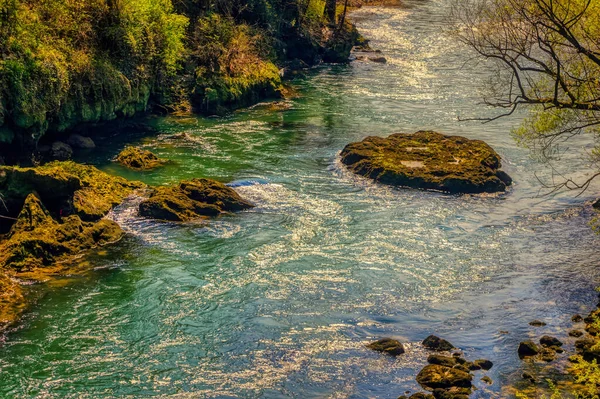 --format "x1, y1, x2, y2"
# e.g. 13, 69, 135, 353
0, 272, 25, 330
116, 146, 168, 171
0, 161, 144, 226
